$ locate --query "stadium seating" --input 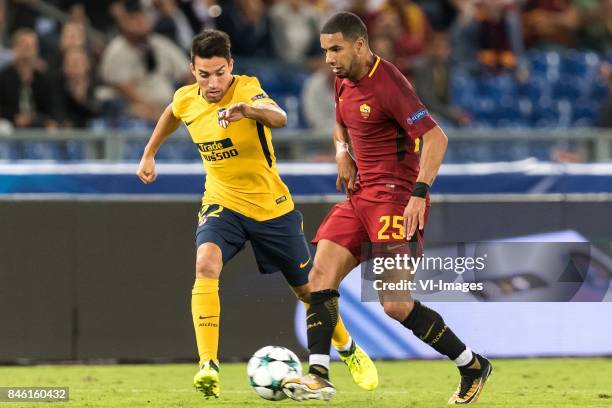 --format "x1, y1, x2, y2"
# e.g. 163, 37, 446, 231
452, 50, 608, 128
0, 51, 607, 163
234, 59, 309, 129
4, 140, 87, 161
0, 141, 17, 160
